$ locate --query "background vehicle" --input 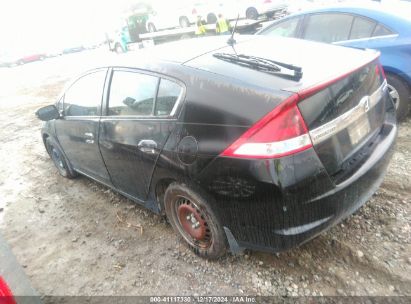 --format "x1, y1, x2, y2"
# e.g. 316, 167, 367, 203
0, 234, 42, 303
146, 3, 195, 32
0, 52, 19, 67
36, 36, 396, 259
257, 3, 411, 120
